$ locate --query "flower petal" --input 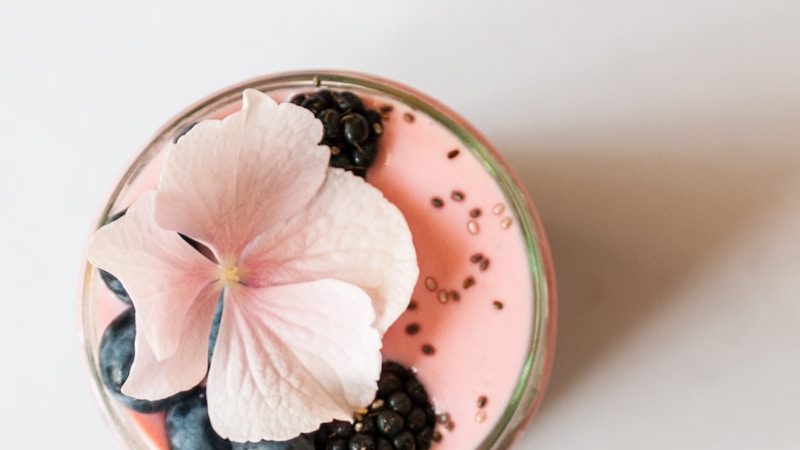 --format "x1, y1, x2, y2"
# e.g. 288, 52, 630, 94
207, 279, 381, 442
155, 89, 329, 262
240, 169, 418, 334
122, 284, 220, 400
88, 192, 218, 360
